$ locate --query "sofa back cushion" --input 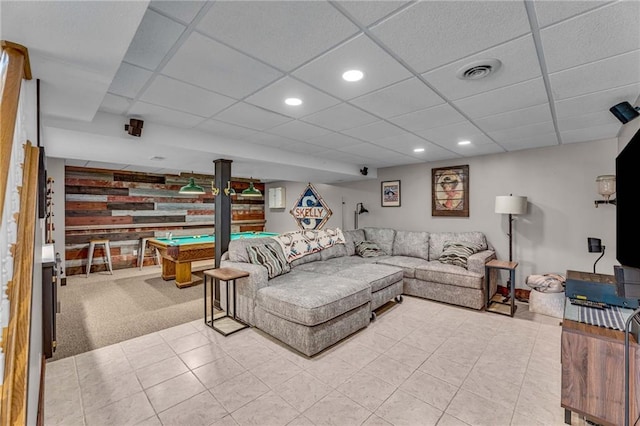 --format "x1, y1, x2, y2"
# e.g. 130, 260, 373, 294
429, 231, 487, 260
290, 251, 322, 267
363, 227, 396, 255
343, 229, 365, 256
320, 243, 348, 260
228, 237, 279, 263
392, 230, 429, 260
